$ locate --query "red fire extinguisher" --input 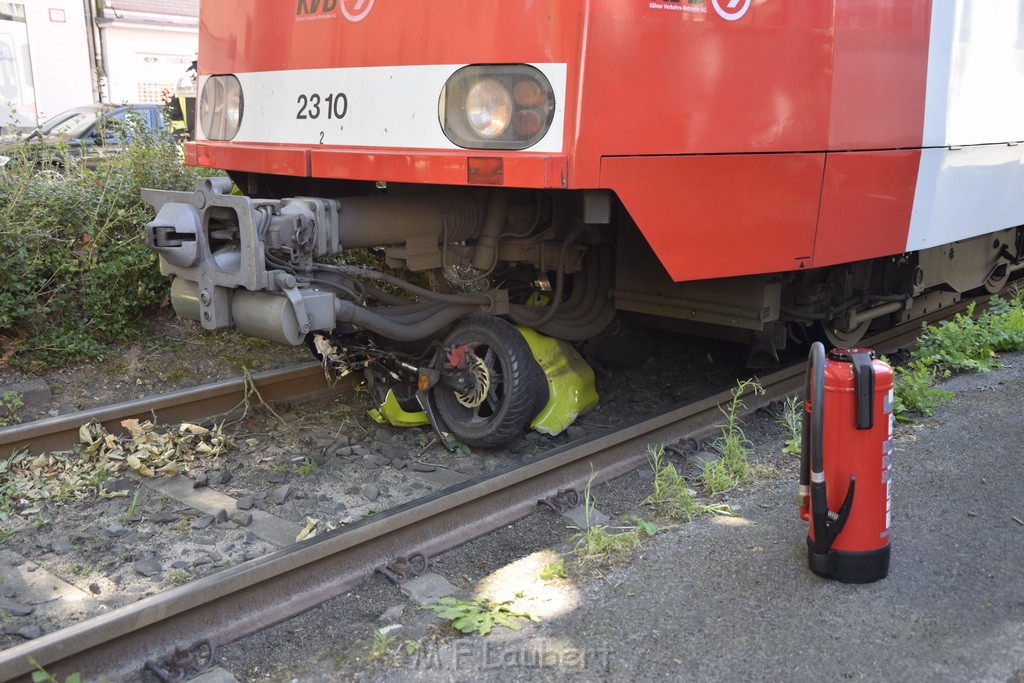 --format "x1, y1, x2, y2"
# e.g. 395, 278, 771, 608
798, 342, 893, 583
